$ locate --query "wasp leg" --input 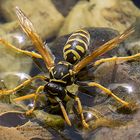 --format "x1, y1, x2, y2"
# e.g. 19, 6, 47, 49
80, 82, 129, 107
94, 56, 118, 66
94, 53, 140, 66
67, 92, 89, 128
0, 38, 42, 59
55, 97, 72, 126
13, 93, 36, 102
75, 96, 89, 128
0, 75, 46, 96
26, 86, 44, 115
